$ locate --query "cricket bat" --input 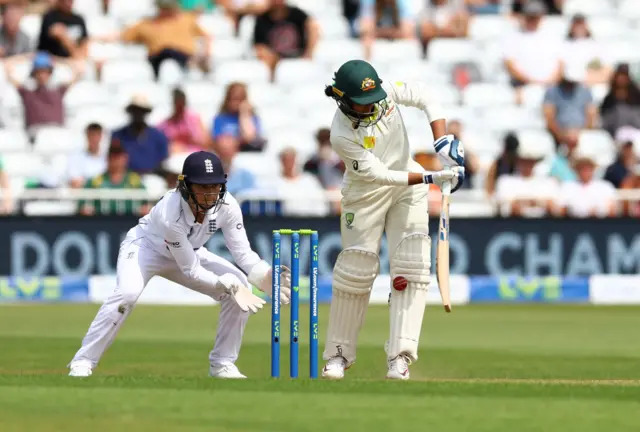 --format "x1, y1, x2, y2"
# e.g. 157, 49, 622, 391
436, 179, 452, 313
